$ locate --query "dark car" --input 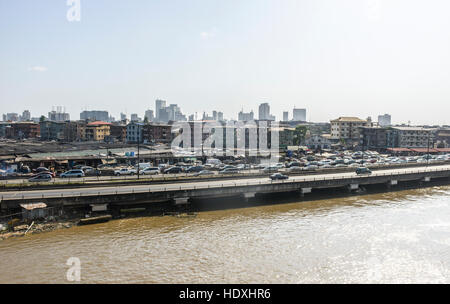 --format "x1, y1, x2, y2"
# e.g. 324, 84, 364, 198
270, 173, 289, 180
31, 171, 56, 178
356, 167, 372, 175
35, 167, 49, 173
28, 174, 53, 182
164, 166, 183, 174
185, 165, 204, 173
286, 161, 301, 168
